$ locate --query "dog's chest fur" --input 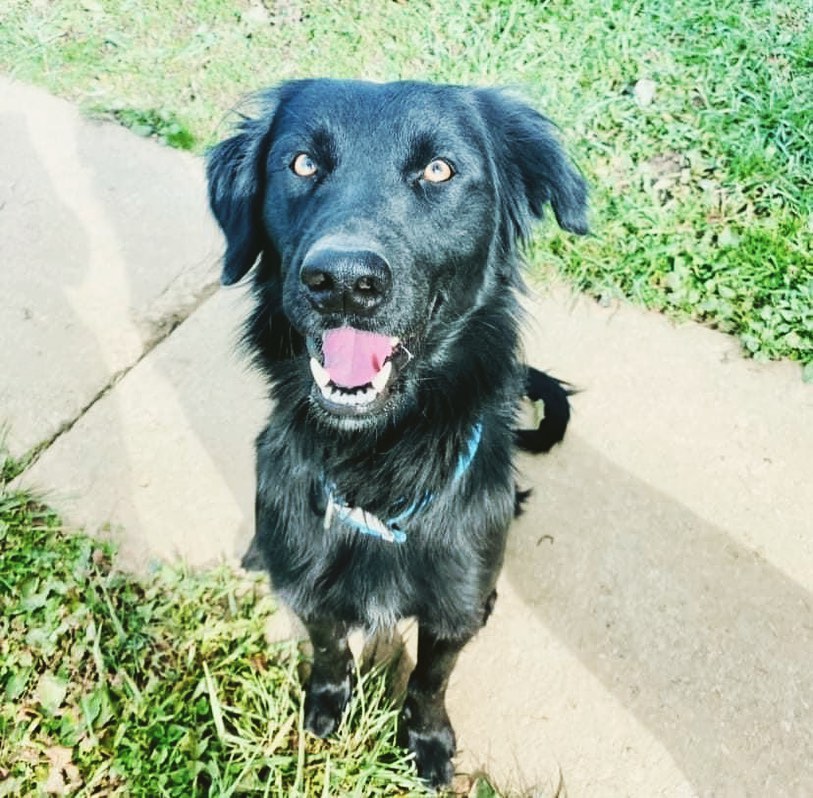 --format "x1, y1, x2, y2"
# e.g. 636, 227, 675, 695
253, 411, 516, 637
